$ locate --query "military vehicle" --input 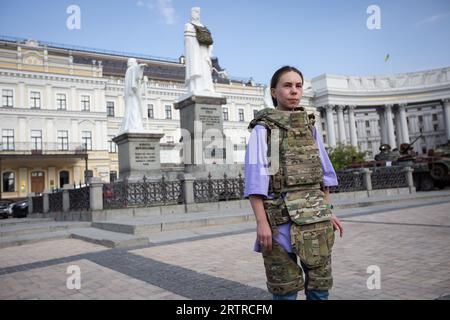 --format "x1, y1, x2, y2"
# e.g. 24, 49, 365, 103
352, 136, 450, 191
